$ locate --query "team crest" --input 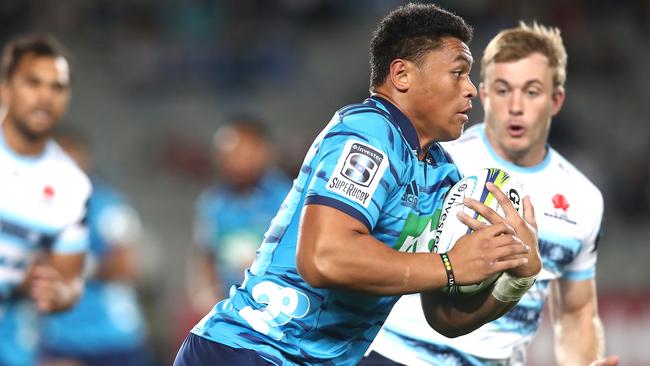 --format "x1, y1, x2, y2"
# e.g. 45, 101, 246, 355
544, 193, 576, 225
